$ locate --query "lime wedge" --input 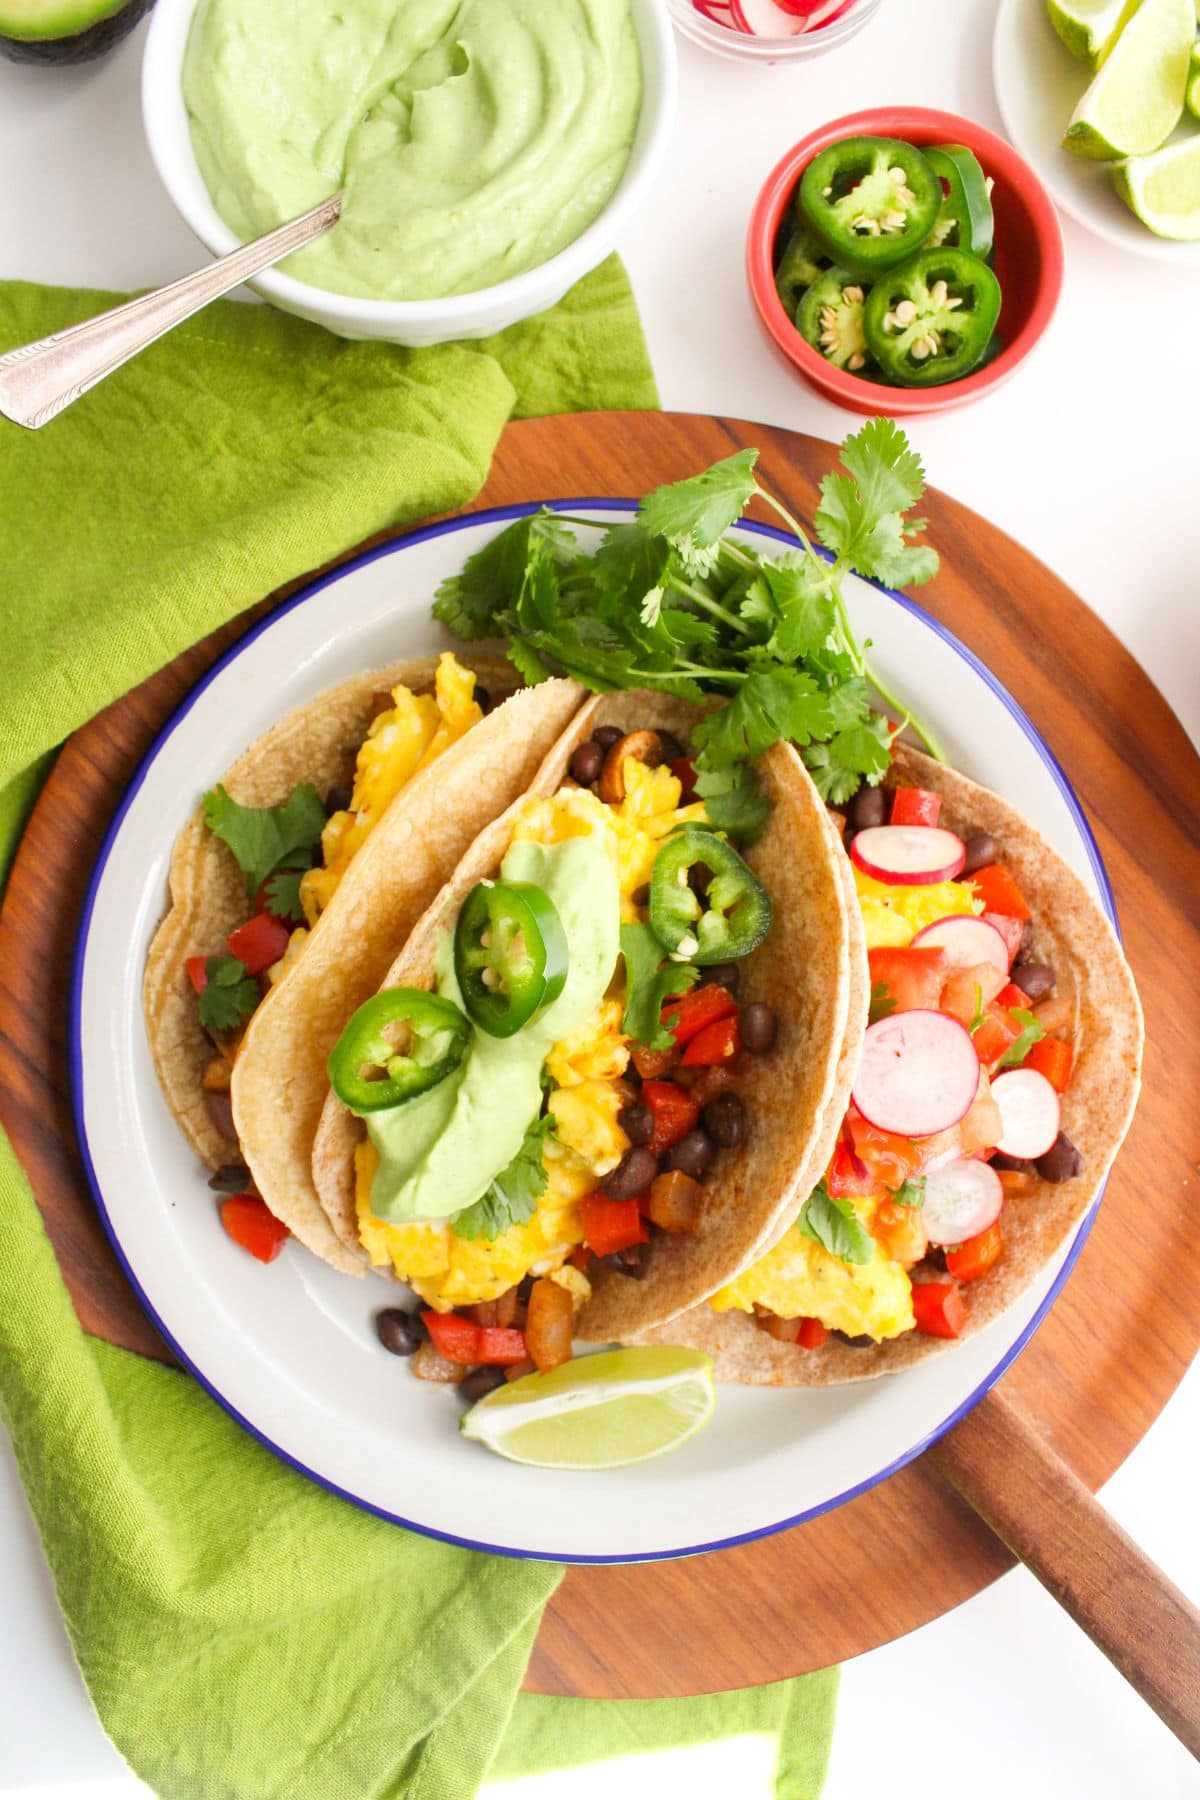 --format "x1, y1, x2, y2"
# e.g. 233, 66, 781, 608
459, 1346, 715, 1469
1187, 40, 1200, 119
1113, 133, 1200, 236
1046, 0, 1141, 69
1063, 0, 1193, 158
